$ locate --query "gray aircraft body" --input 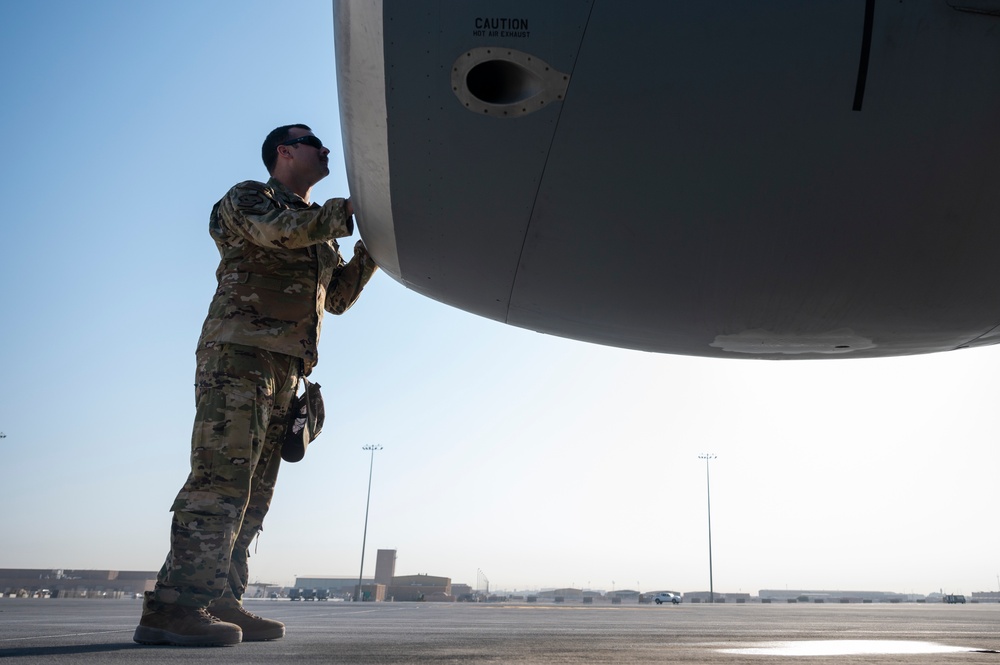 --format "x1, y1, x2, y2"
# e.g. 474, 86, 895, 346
334, 0, 1000, 359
